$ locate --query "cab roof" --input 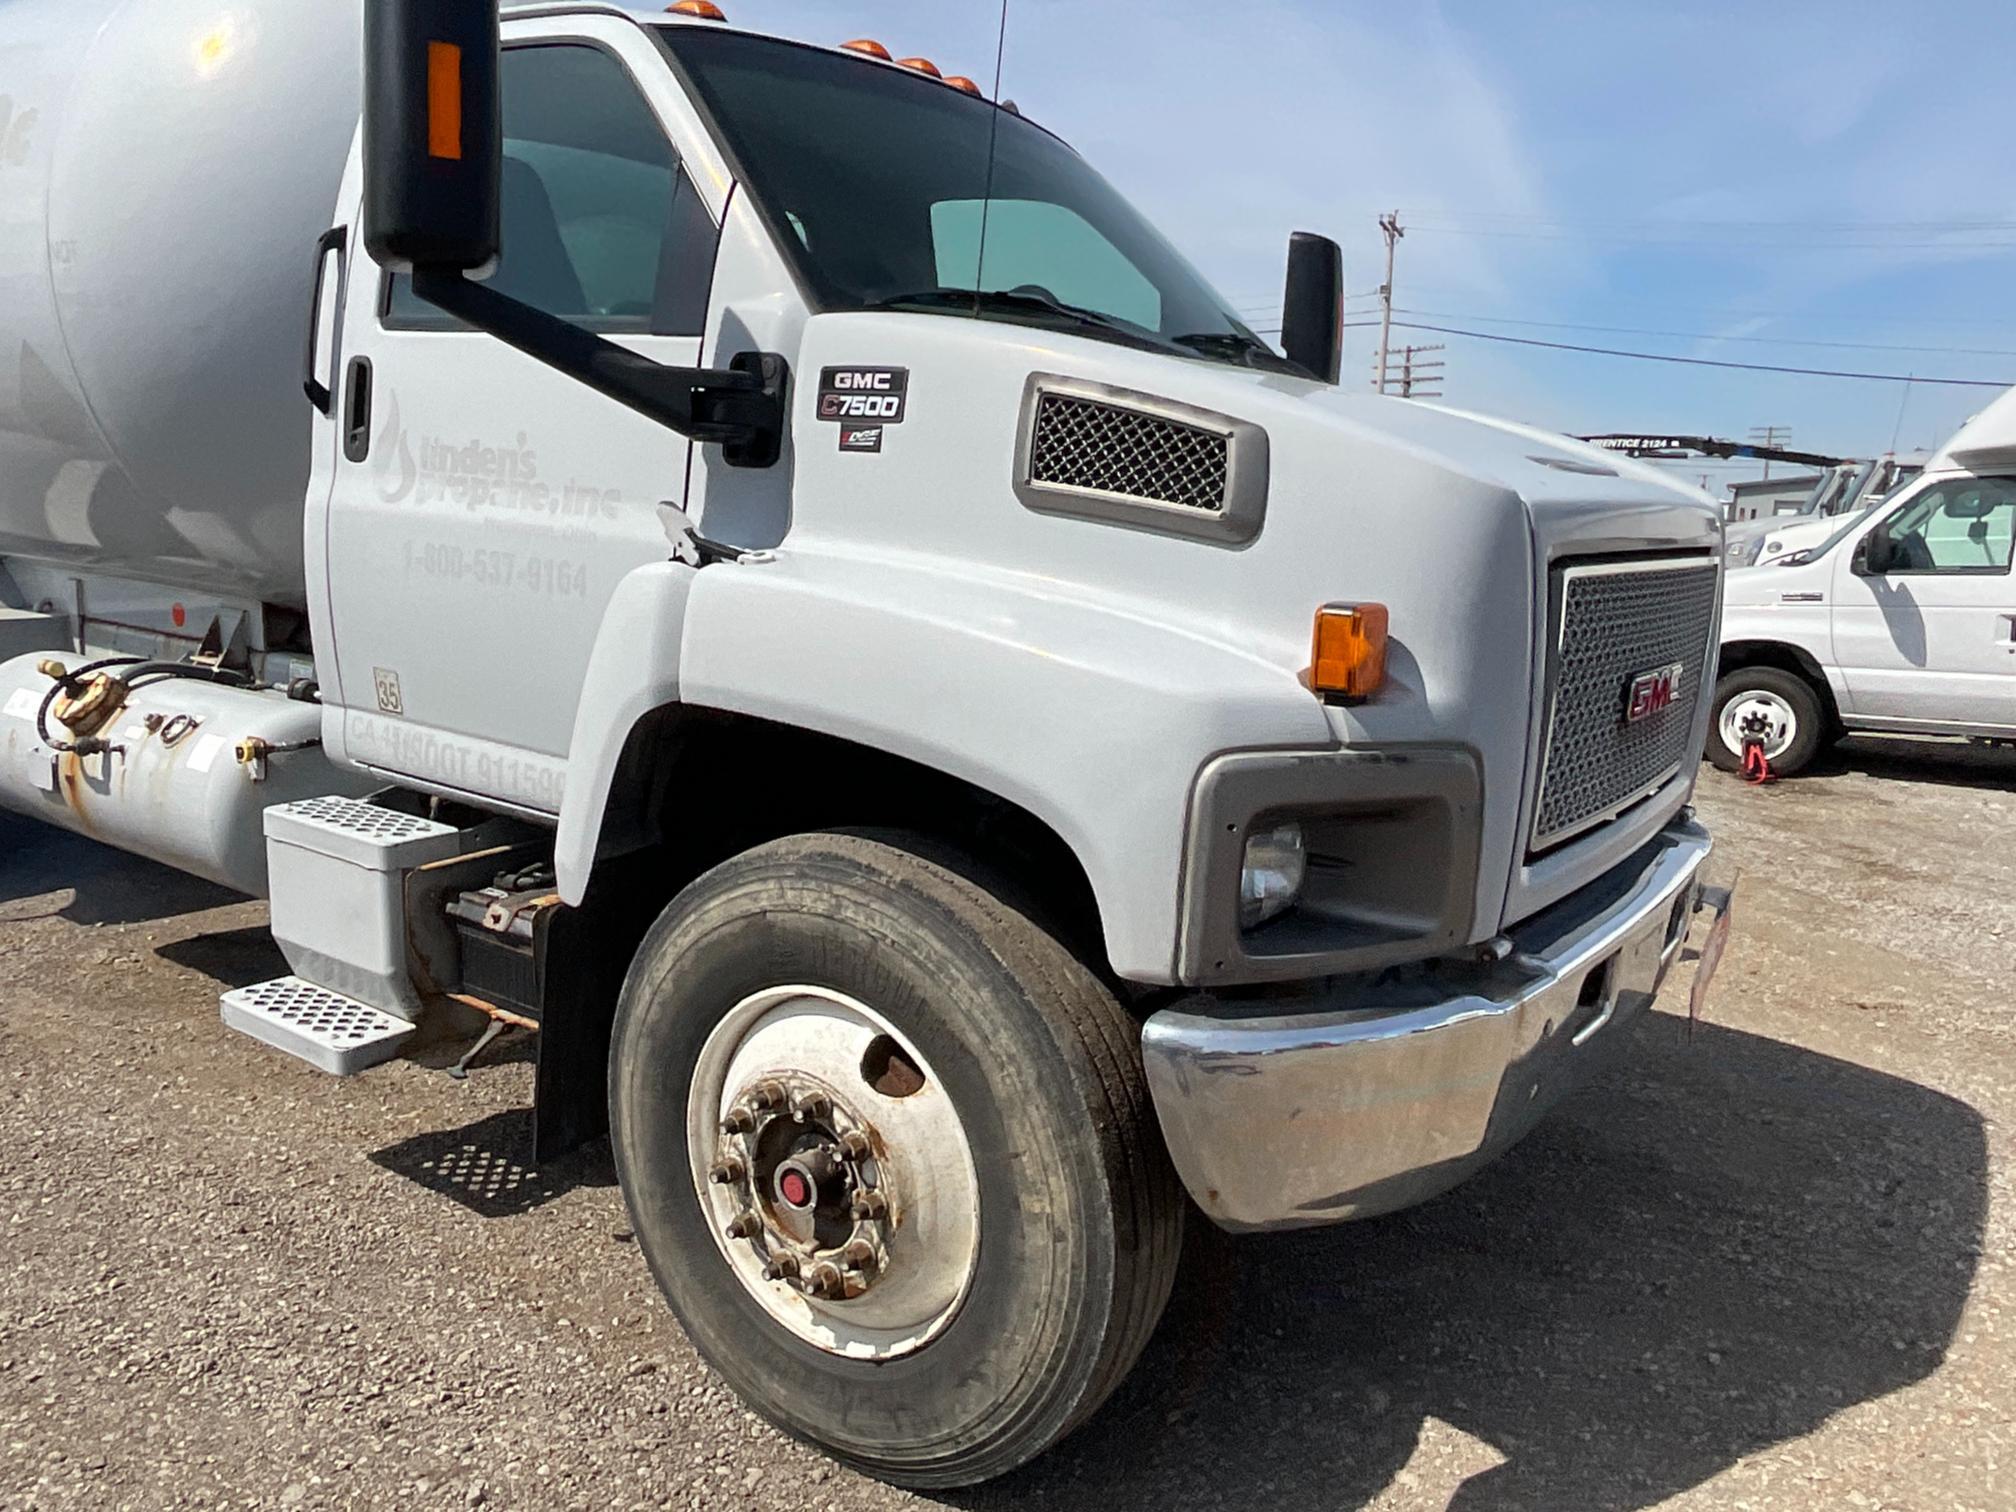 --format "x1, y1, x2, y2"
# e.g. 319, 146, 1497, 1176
1928, 385, 2016, 474
501, 3, 999, 94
